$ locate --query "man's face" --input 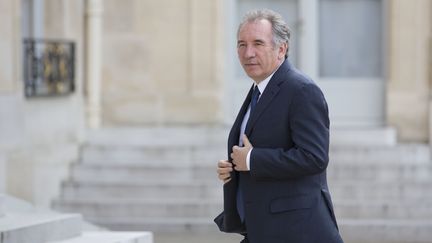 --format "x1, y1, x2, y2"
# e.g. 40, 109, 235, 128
237, 19, 286, 83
